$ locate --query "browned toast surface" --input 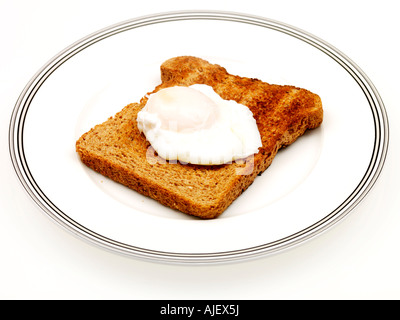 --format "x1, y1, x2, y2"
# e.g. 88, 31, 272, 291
76, 56, 323, 218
